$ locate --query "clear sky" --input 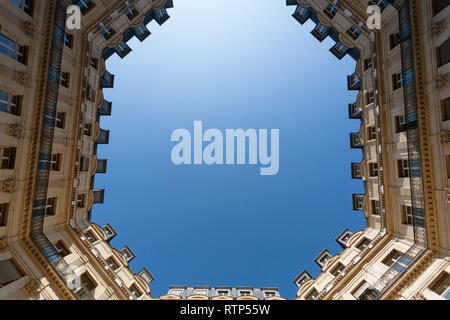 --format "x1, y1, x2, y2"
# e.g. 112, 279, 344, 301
94, 0, 365, 299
